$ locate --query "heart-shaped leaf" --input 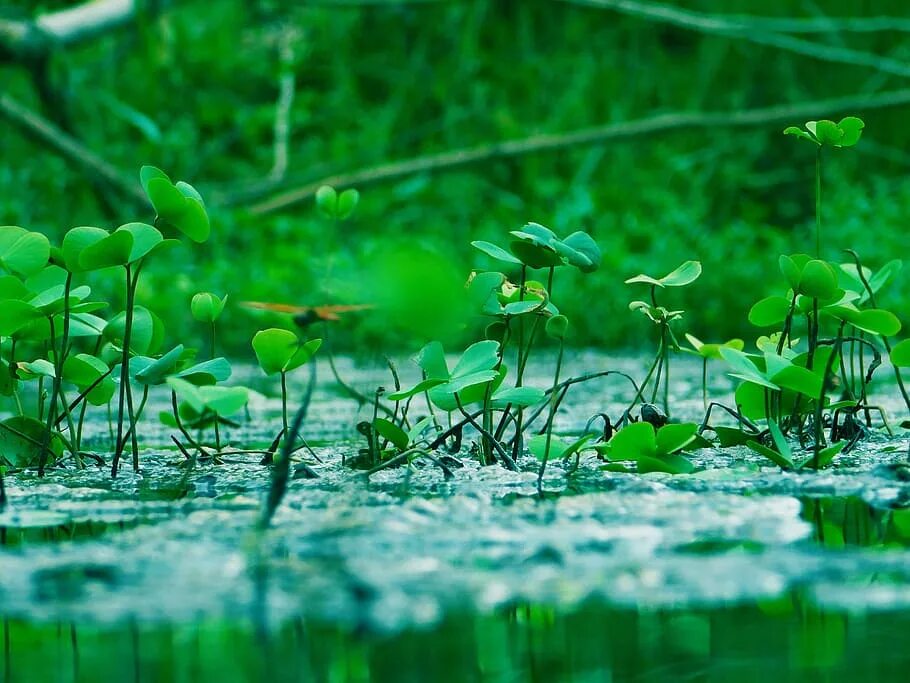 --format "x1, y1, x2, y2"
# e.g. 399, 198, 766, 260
79, 230, 133, 270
